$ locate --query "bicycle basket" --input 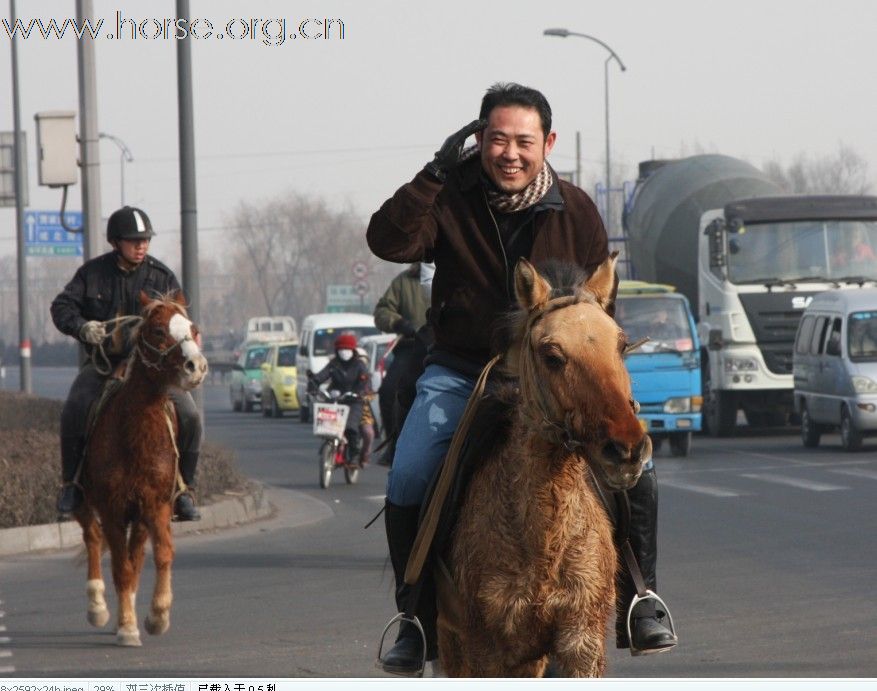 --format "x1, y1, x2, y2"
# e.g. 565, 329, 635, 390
312, 402, 350, 439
